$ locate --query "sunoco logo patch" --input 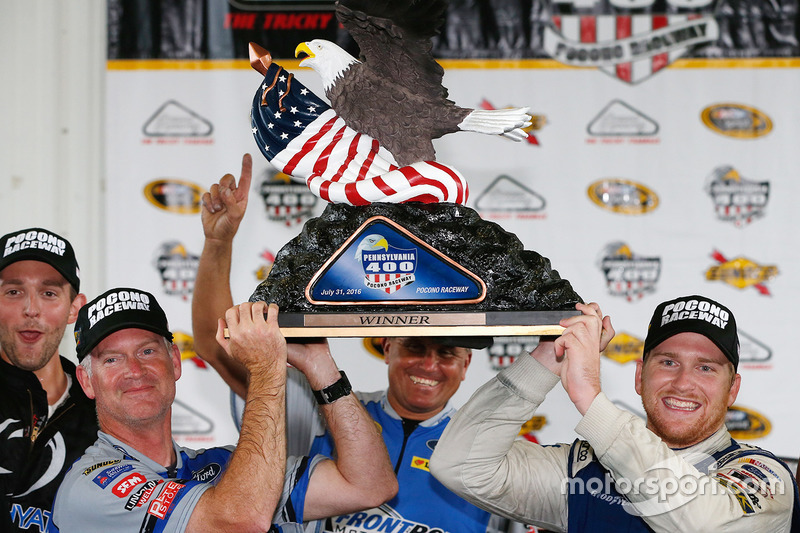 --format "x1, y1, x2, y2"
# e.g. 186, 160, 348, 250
705, 166, 769, 227
706, 250, 778, 295
542, 1, 718, 84
603, 332, 645, 365
143, 179, 204, 215
726, 406, 771, 440
153, 242, 200, 301
597, 242, 660, 301
701, 103, 772, 139
587, 179, 658, 215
